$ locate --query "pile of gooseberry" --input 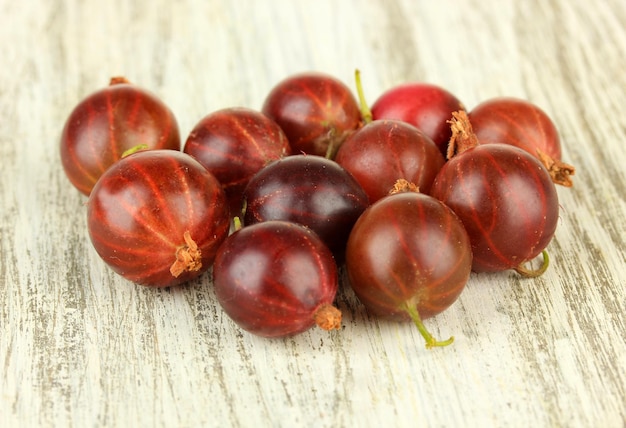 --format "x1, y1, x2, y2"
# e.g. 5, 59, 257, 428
60, 70, 575, 348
